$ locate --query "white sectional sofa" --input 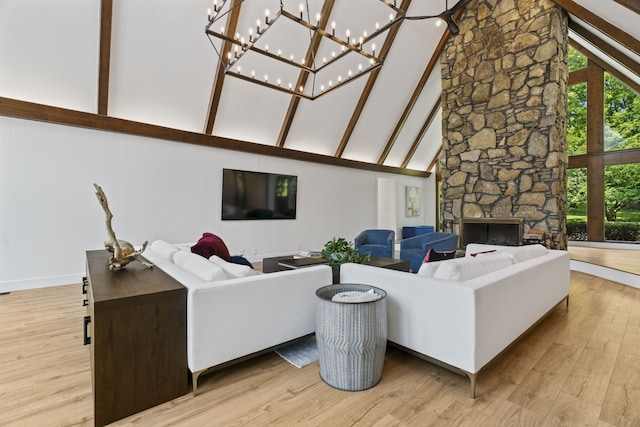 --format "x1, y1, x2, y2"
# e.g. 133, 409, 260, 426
142, 240, 333, 393
340, 243, 570, 397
